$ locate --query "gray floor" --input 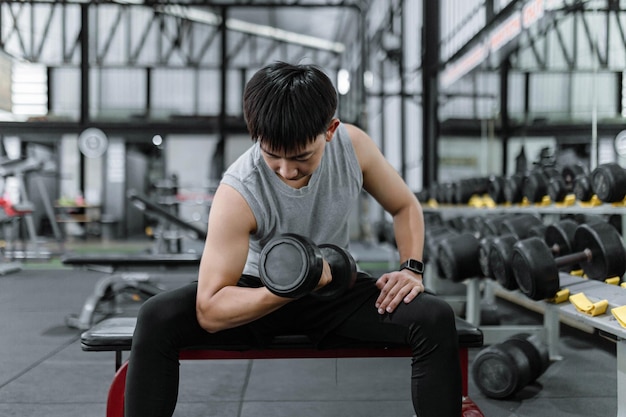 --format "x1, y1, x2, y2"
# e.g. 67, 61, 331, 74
0, 253, 619, 417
